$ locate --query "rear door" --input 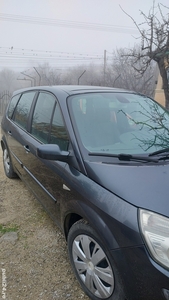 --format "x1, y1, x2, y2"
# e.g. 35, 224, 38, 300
19, 91, 70, 225
5, 91, 37, 176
